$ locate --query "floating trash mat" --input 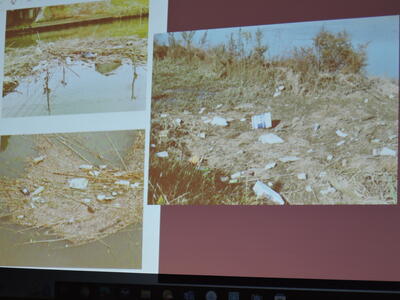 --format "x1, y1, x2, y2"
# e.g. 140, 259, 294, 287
0, 130, 144, 246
